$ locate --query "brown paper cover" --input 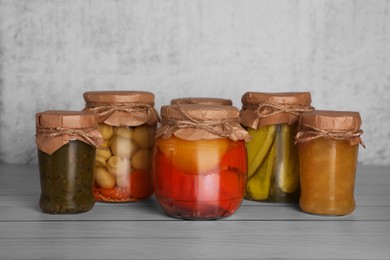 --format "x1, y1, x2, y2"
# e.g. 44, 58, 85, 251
156, 104, 249, 141
296, 110, 364, 146
36, 110, 103, 155
240, 92, 313, 129
83, 91, 159, 126
171, 97, 233, 106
